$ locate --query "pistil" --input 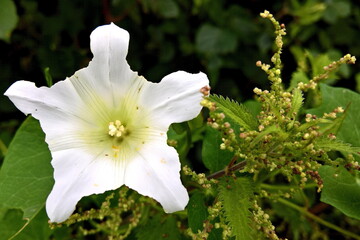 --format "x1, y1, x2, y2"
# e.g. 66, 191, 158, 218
108, 120, 126, 137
